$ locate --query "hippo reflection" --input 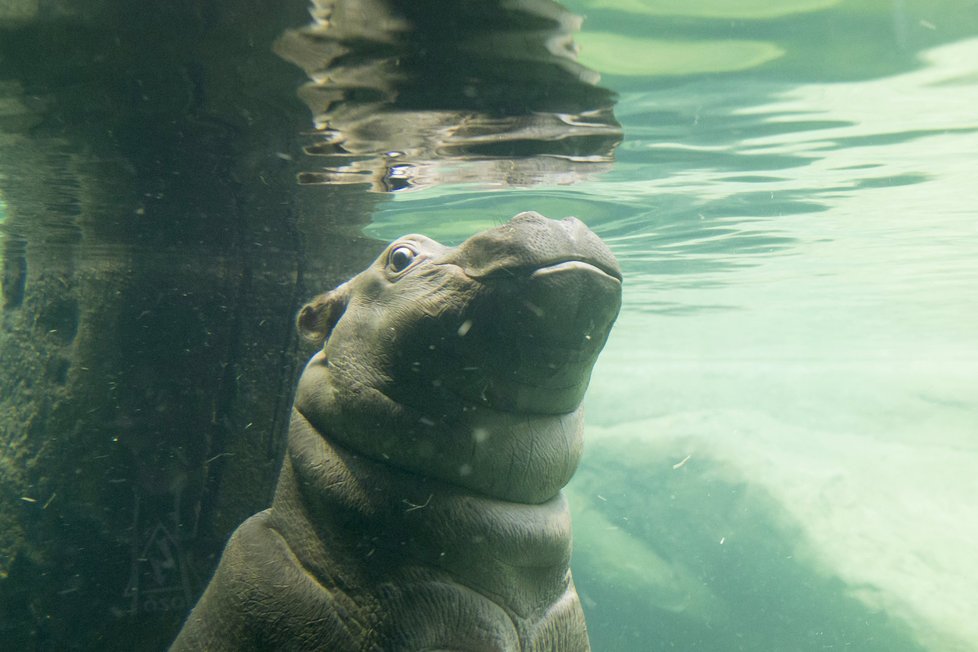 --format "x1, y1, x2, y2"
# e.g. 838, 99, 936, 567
171, 212, 621, 651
